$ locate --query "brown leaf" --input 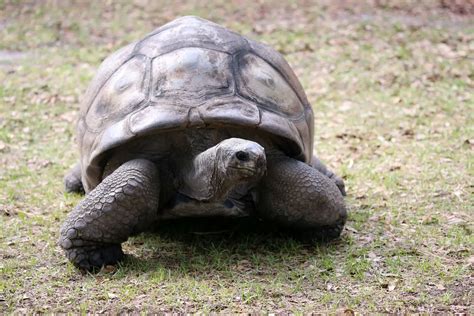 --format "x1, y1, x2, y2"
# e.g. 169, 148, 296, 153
467, 256, 474, 265
102, 265, 117, 273
336, 308, 355, 316
436, 283, 446, 290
